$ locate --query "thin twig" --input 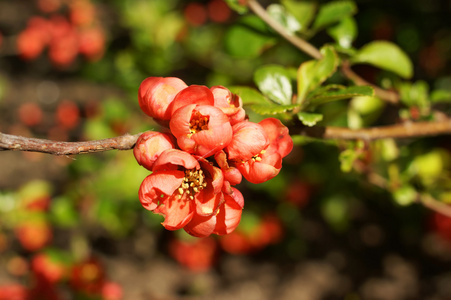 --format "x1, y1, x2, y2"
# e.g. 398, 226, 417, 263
246, 0, 322, 60
355, 154, 451, 218
341, 61, 400, 104
0, 132, 141, 155
295, 119, 451, 140
420, 194, 451, 218
246, 0, 400, 104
